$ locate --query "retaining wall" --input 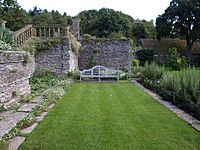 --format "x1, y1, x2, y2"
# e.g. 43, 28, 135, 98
0, 51, 35, 108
